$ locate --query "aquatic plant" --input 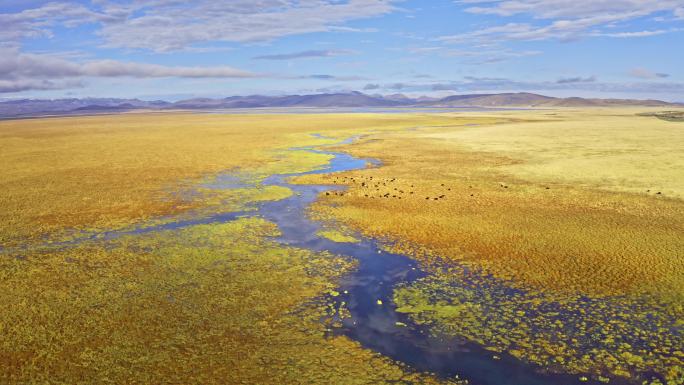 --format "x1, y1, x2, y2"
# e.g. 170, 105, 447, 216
393, 265, 683, 384
316, 229, 360, 243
